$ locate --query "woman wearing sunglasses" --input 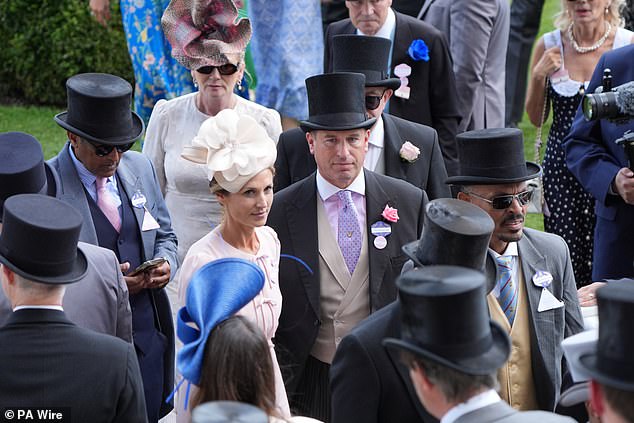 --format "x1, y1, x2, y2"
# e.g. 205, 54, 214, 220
143, 0, 282, 264
525, 0, 632, 288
